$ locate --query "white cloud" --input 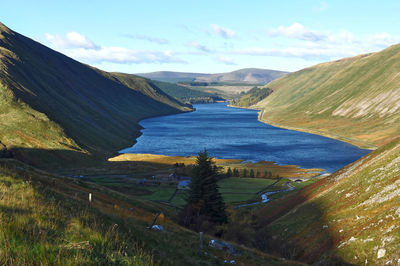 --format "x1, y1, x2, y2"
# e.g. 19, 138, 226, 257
188, 41, 211, 52
45, 32, 184, 64
210, 24, 236, 38
242, 24, 400, 61
65, 47, 185, 64
232, 46, 357, 61
45, 32, 99, 49
269, 23, 327, 42
122, 34, 169, 45
215, 56, 236, 65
